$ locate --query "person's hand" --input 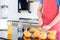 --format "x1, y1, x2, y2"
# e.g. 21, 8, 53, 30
42, 25, 51, 31
38, 18, 43, 27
